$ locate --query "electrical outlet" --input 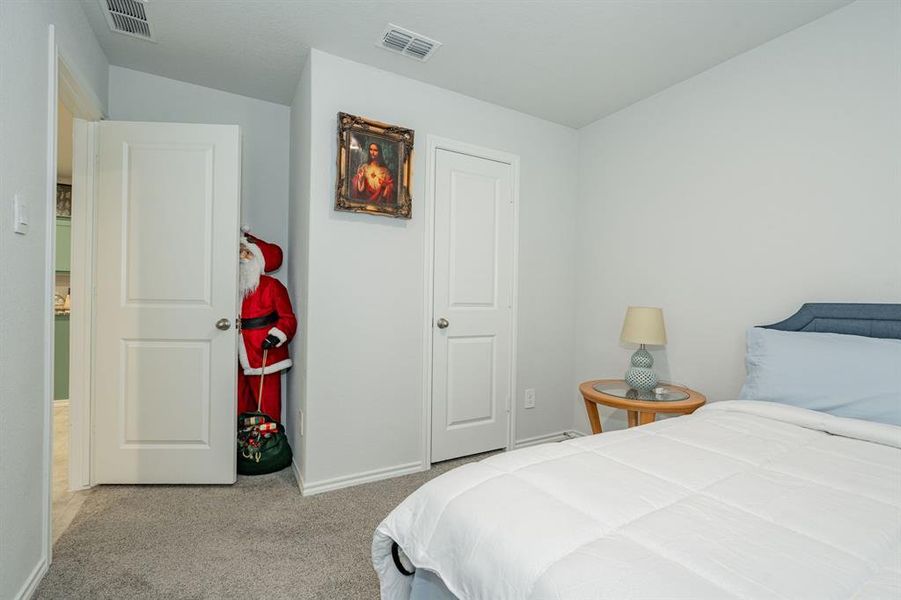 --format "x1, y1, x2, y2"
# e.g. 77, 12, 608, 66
524, 388, 536, 409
